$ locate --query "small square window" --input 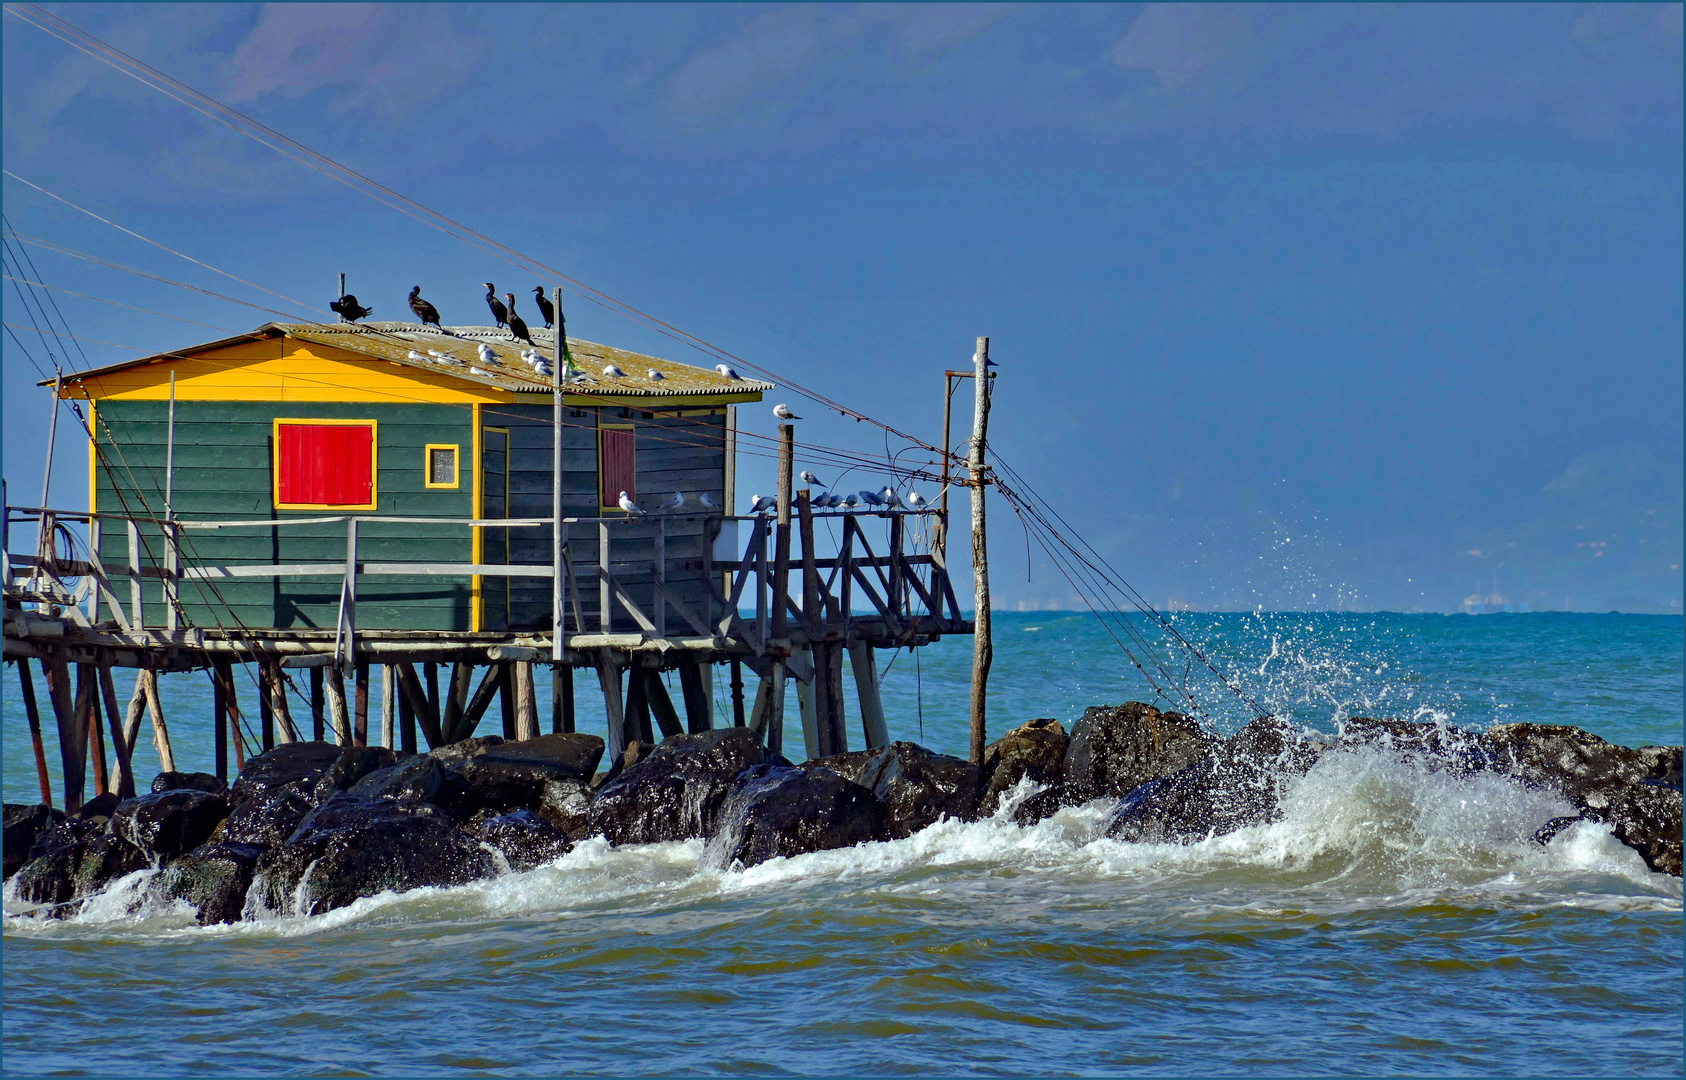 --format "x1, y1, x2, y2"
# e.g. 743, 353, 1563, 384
426, 444, 459, 489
